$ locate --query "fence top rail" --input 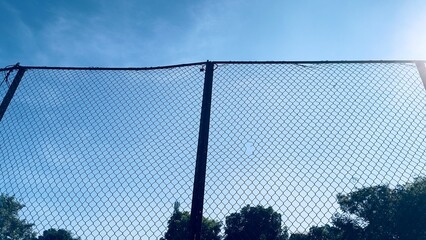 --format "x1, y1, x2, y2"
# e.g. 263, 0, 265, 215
1, 60, 425, 72
0, 61, 207, 71
214, 60, 424, 64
